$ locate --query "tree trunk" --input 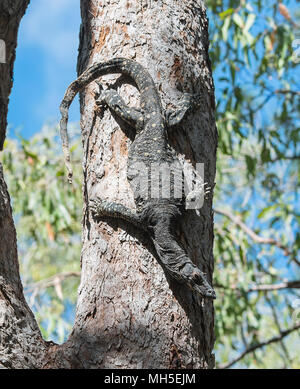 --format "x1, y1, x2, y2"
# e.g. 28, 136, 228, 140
0, 0, 217, 369
0, 165, 50, 369
62, 0, 217, 368
0, 0, 30, 150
